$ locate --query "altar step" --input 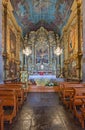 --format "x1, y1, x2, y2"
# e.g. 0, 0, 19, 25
28, 85, 56, 92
